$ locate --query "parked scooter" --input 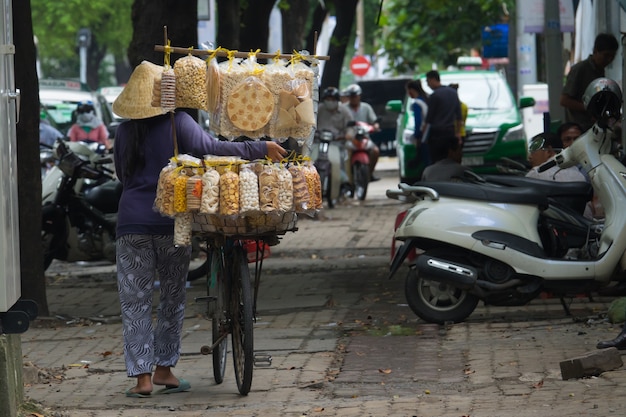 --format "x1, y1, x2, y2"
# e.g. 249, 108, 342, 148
387, 78, 623, 324
42, 139, 119, 270
42, 139, 208, 280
